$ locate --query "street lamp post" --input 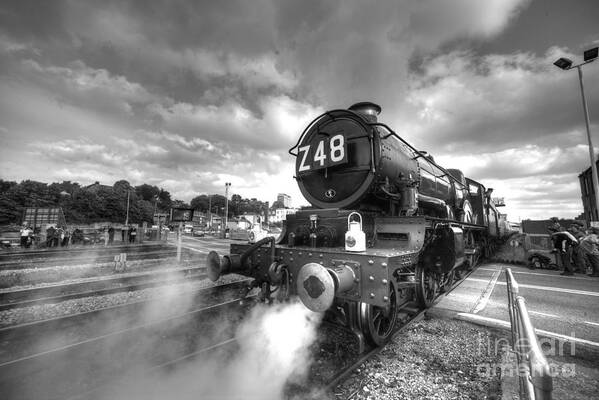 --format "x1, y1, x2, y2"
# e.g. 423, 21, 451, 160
224, 183, 231, 238
554, 47, 599, 221
125, 190, 130, 226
